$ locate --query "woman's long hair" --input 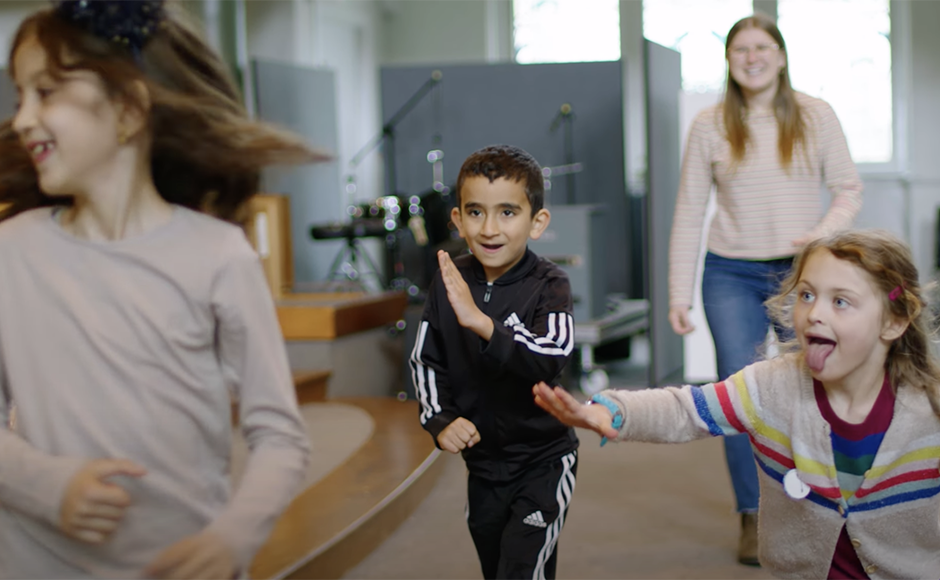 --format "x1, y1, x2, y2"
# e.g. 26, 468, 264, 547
766, 230, 940, 418
0, 5, 328, 224
722, 14, 806, 169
